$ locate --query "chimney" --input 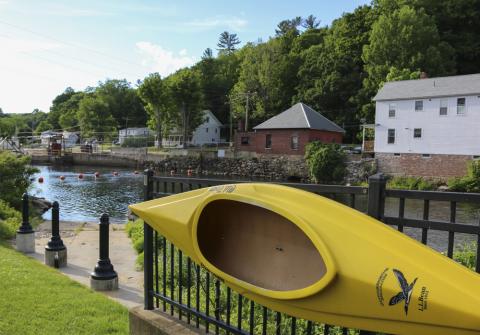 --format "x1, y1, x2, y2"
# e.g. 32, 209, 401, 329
420, 72, 428, 79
